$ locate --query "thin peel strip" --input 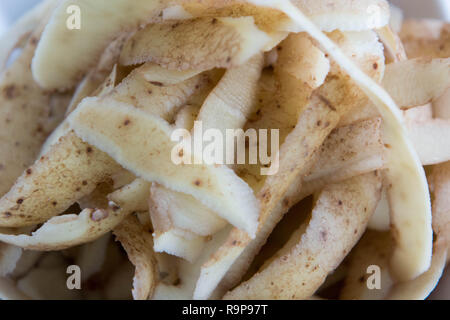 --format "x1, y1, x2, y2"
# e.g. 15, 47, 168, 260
0, 179, 150, 251
225, 172, 382, 299
113, 215, 158, 300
